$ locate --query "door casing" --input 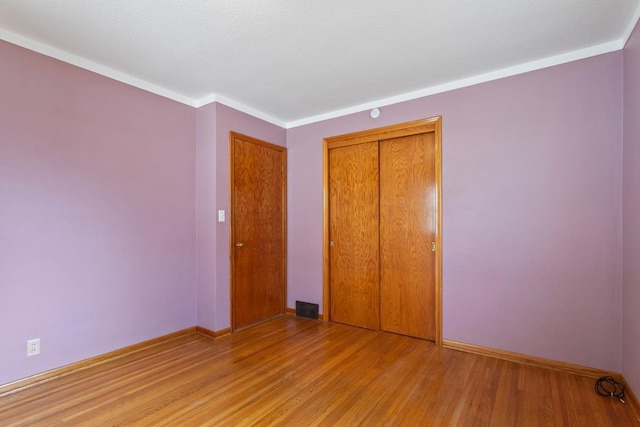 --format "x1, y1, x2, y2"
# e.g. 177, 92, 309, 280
230, 131, 287, 331
322, 117, 443, 345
